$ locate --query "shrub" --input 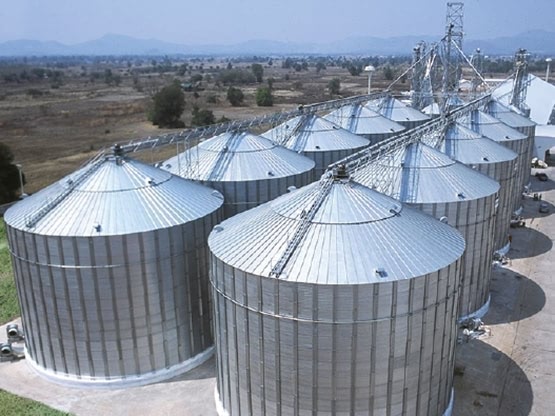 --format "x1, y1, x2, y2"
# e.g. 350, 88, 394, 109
227, 87, 244, 106
255, 87, 273, 107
